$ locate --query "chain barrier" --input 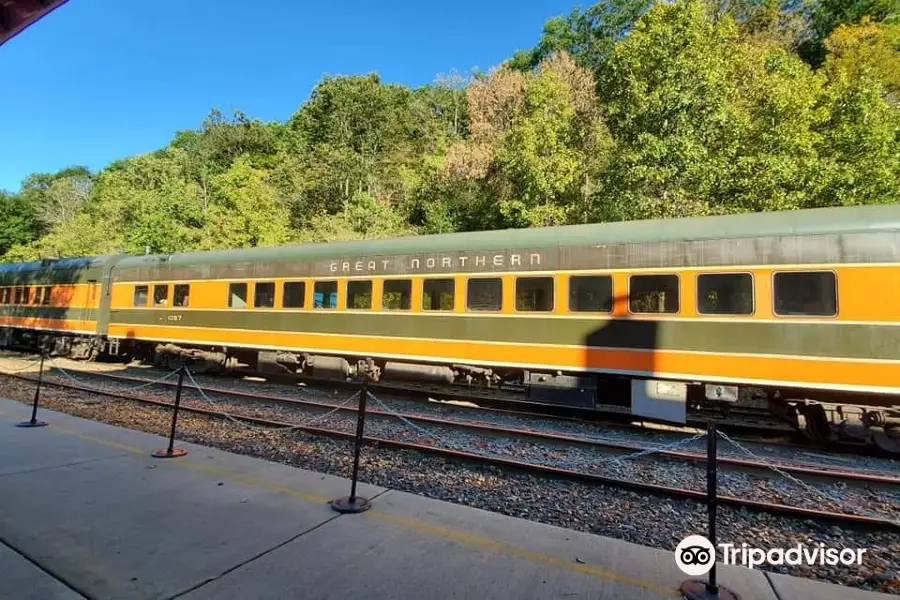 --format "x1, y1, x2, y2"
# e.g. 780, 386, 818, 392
183, 367, 359, 433
11, 351, 896, 527
368, 389, 709, 467
717, 429, 900, 526
369, 390, 471, 451
49, 358, 181, 394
